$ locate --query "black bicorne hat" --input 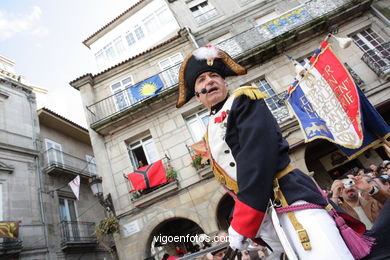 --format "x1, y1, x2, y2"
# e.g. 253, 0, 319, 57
176, 46, 247, 108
